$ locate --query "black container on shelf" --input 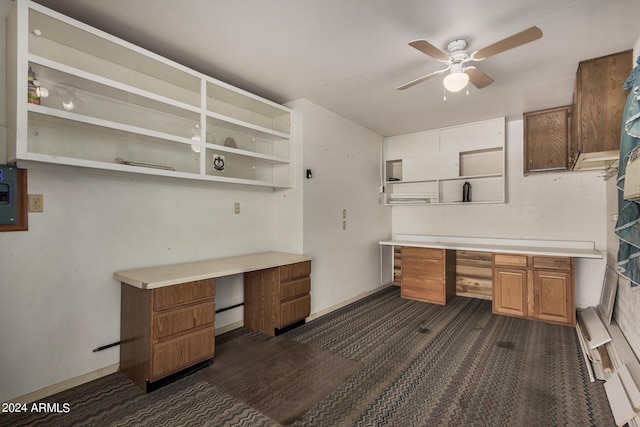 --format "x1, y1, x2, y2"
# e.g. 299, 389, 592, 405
462, 181, 471, 202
